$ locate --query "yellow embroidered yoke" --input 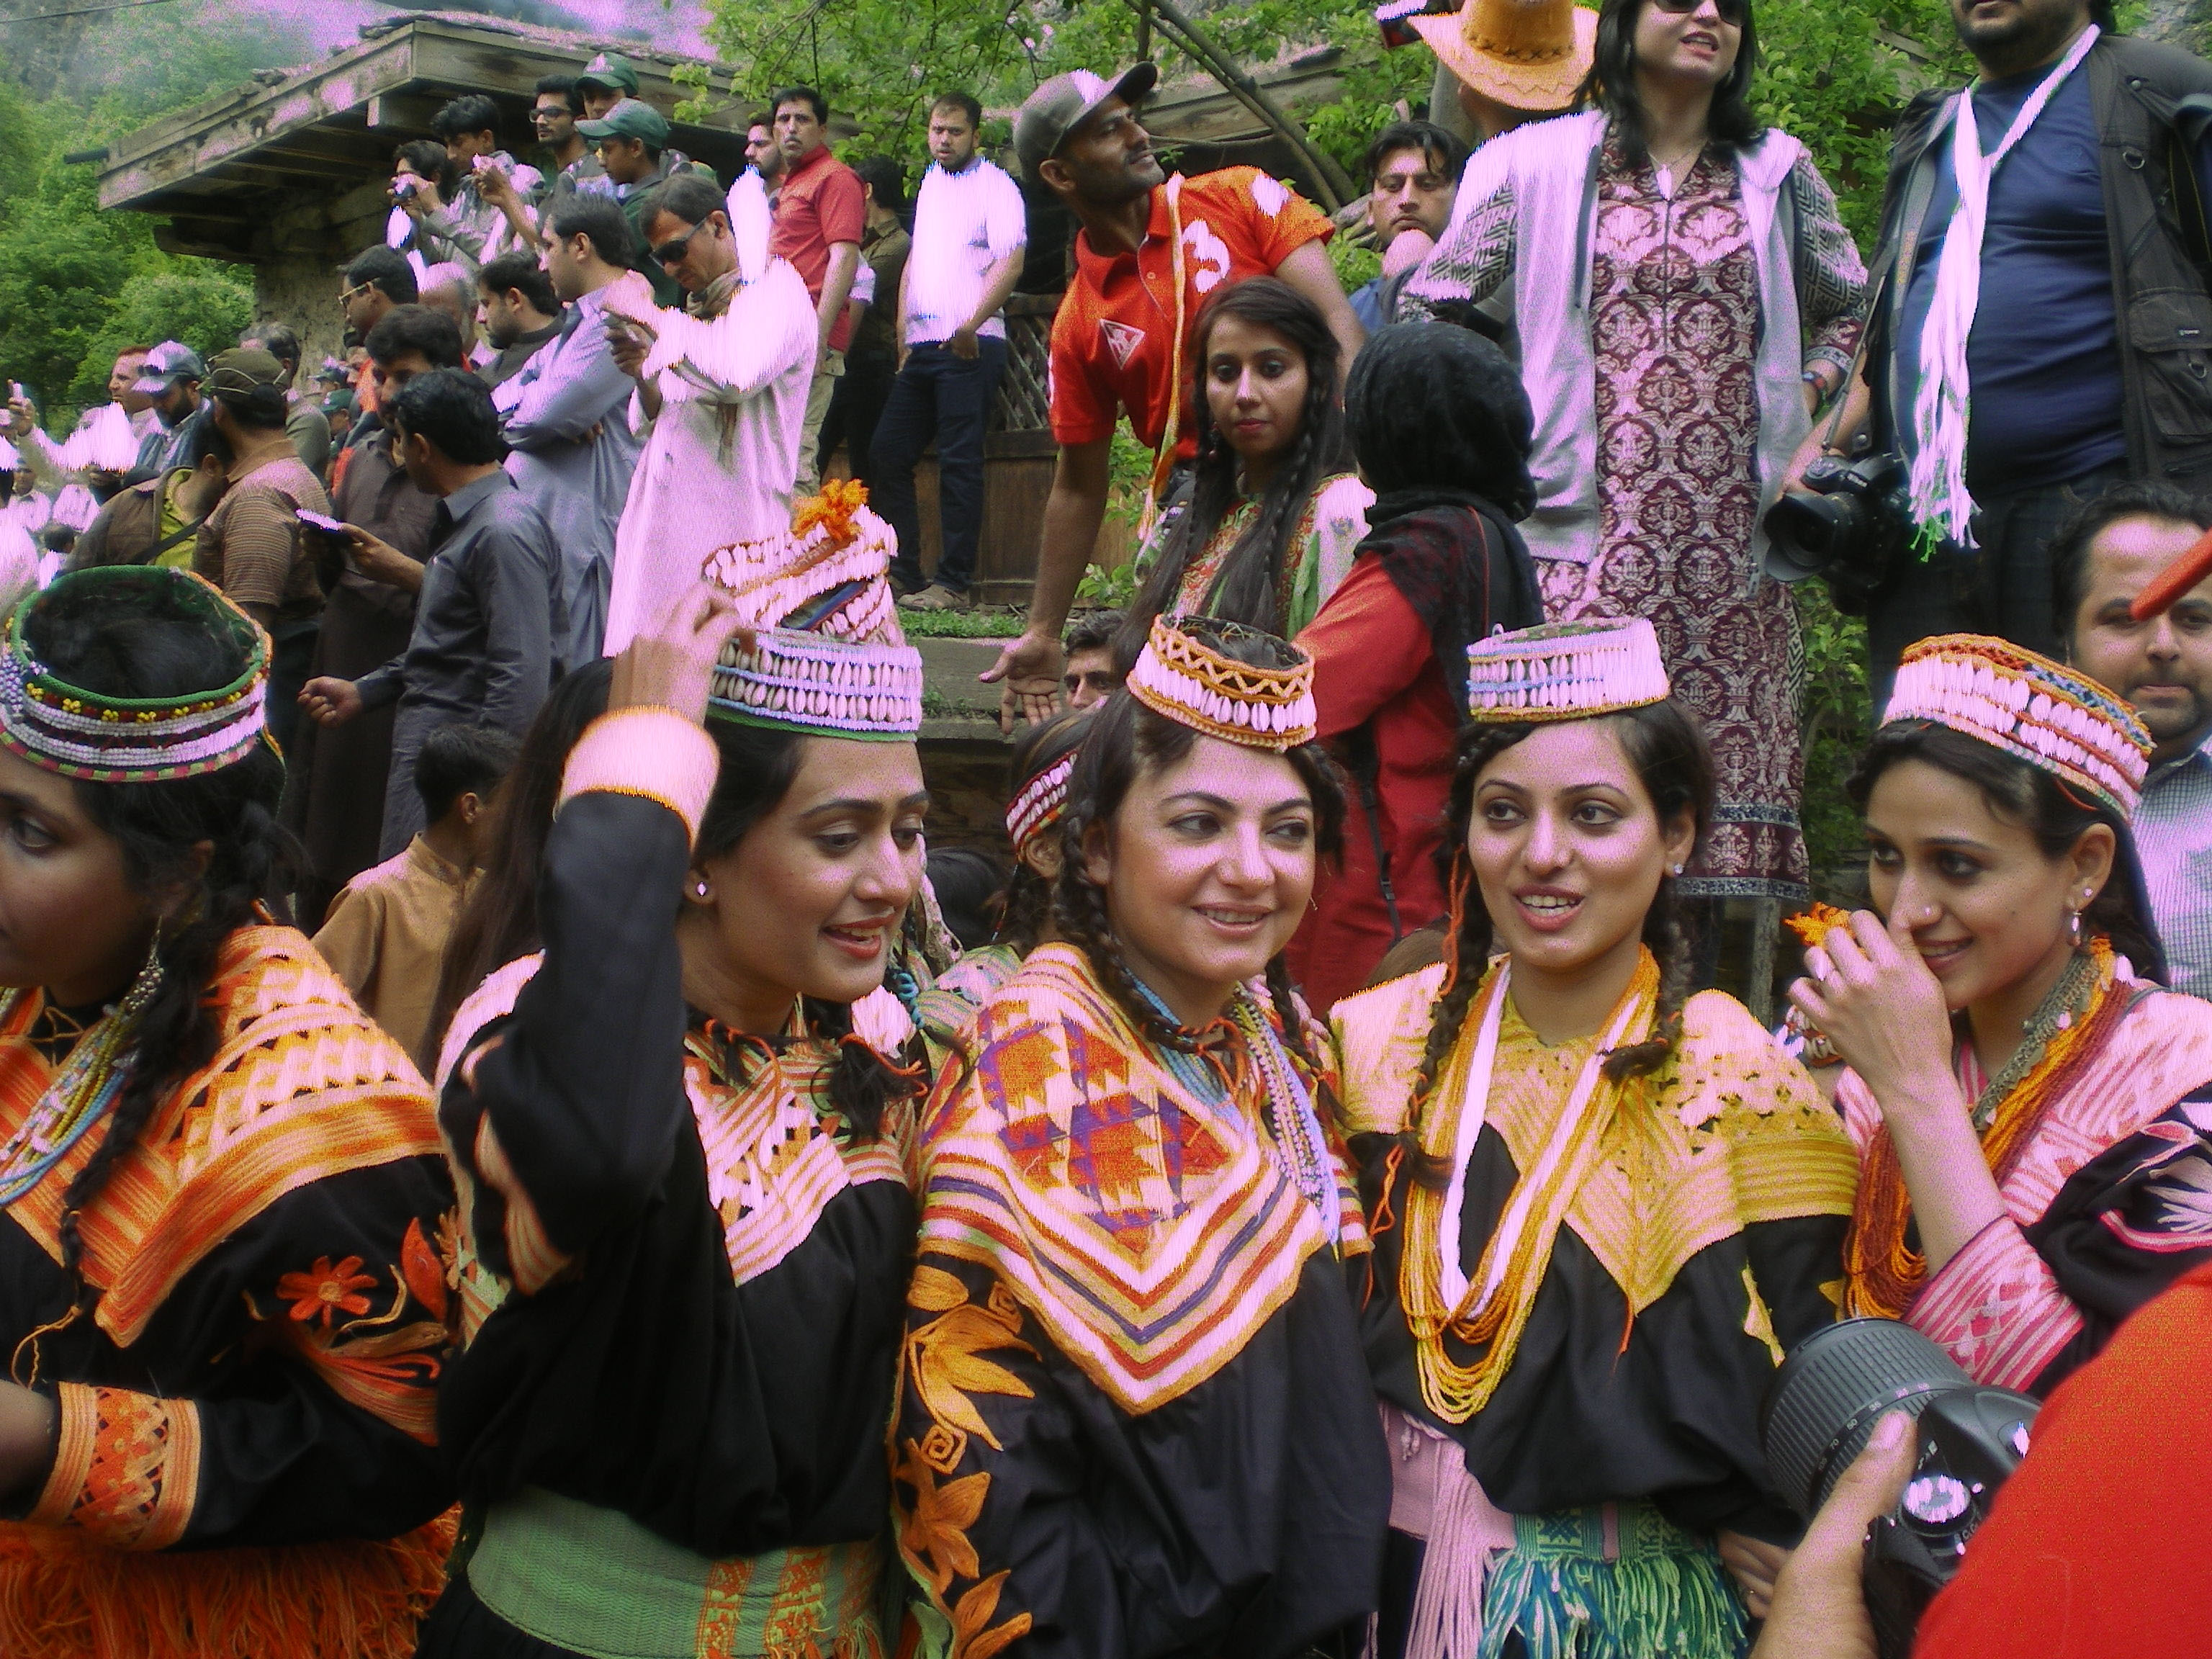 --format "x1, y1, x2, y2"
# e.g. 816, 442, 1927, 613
1335, 961, 1857, 1319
